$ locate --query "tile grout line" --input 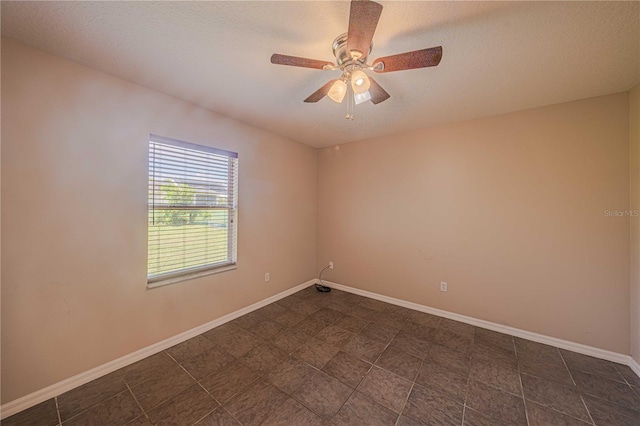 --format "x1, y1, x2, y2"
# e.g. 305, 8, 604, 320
301, 303, 401, 422
59, 388, 132, 425
461, 370, 473, 426
557, 348, 578, 387
469, 373, 530, 399
556, 349, 640, 419
220, 406, 245, 426
550, 350, 603, 425
217, 374, 262, 412
165, 347, 222, 410
408, 316, 469, 424
319, 317, 378, 420
512, 336, 529, 426
516, 339, 598, 425
481, 362, 600, 425
574, 381, 640, 415
462, 336, 526, 399
256, 390, 290, 426
304, 304, 385, 423
396, 339, 422, 426
395, 382, 415, 426
612, 362, 636, 389
513, 331, 528, 424
138, 350, 206, 417
467, 324, 477, 425
125, 382, 150, 422
518, 367, 607, 425
511, 336, 531, 425
188, 407, 217, 426
612, 363, 640, 397
284, 352, 345, 421
579, 394, 597, 425
54, 396, 62, 426
166, 351, 199, 383
326, 378, 358, 422
521, 399, 534, 426
195, 380, 221, 406
470, 331, 547, 425
225, 332, 294, 423
402, 317, 462, 424
516, 357, 531, 426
